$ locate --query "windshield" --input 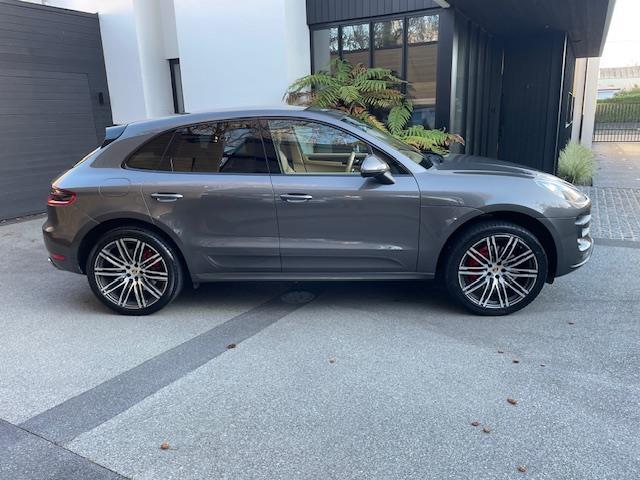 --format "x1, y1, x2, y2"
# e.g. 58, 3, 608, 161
341, 116, 435, 169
